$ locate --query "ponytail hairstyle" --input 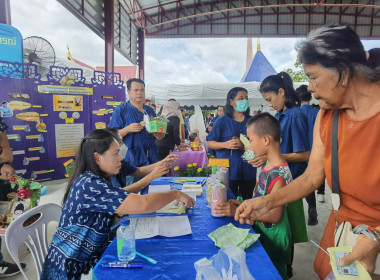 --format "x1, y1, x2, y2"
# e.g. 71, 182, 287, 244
224, 87, 250, 118
62, 129, 118, 204
259, 72, 300, 108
